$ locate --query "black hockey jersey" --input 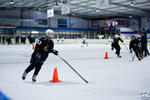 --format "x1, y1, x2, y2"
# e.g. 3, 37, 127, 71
31, 36, 54, 63
129, 39, 140, 50
111, 37, 123, 47
35, 36, 54, 54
